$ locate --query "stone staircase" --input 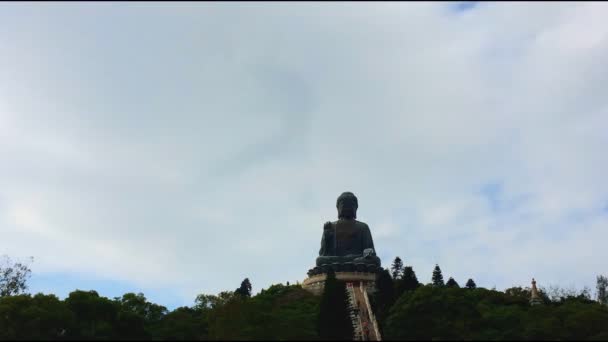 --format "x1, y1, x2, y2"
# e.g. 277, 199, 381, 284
346, 281, 382, 341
